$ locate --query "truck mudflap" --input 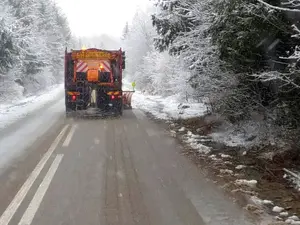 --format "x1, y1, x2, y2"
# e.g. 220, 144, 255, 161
122, 91, 135, 109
